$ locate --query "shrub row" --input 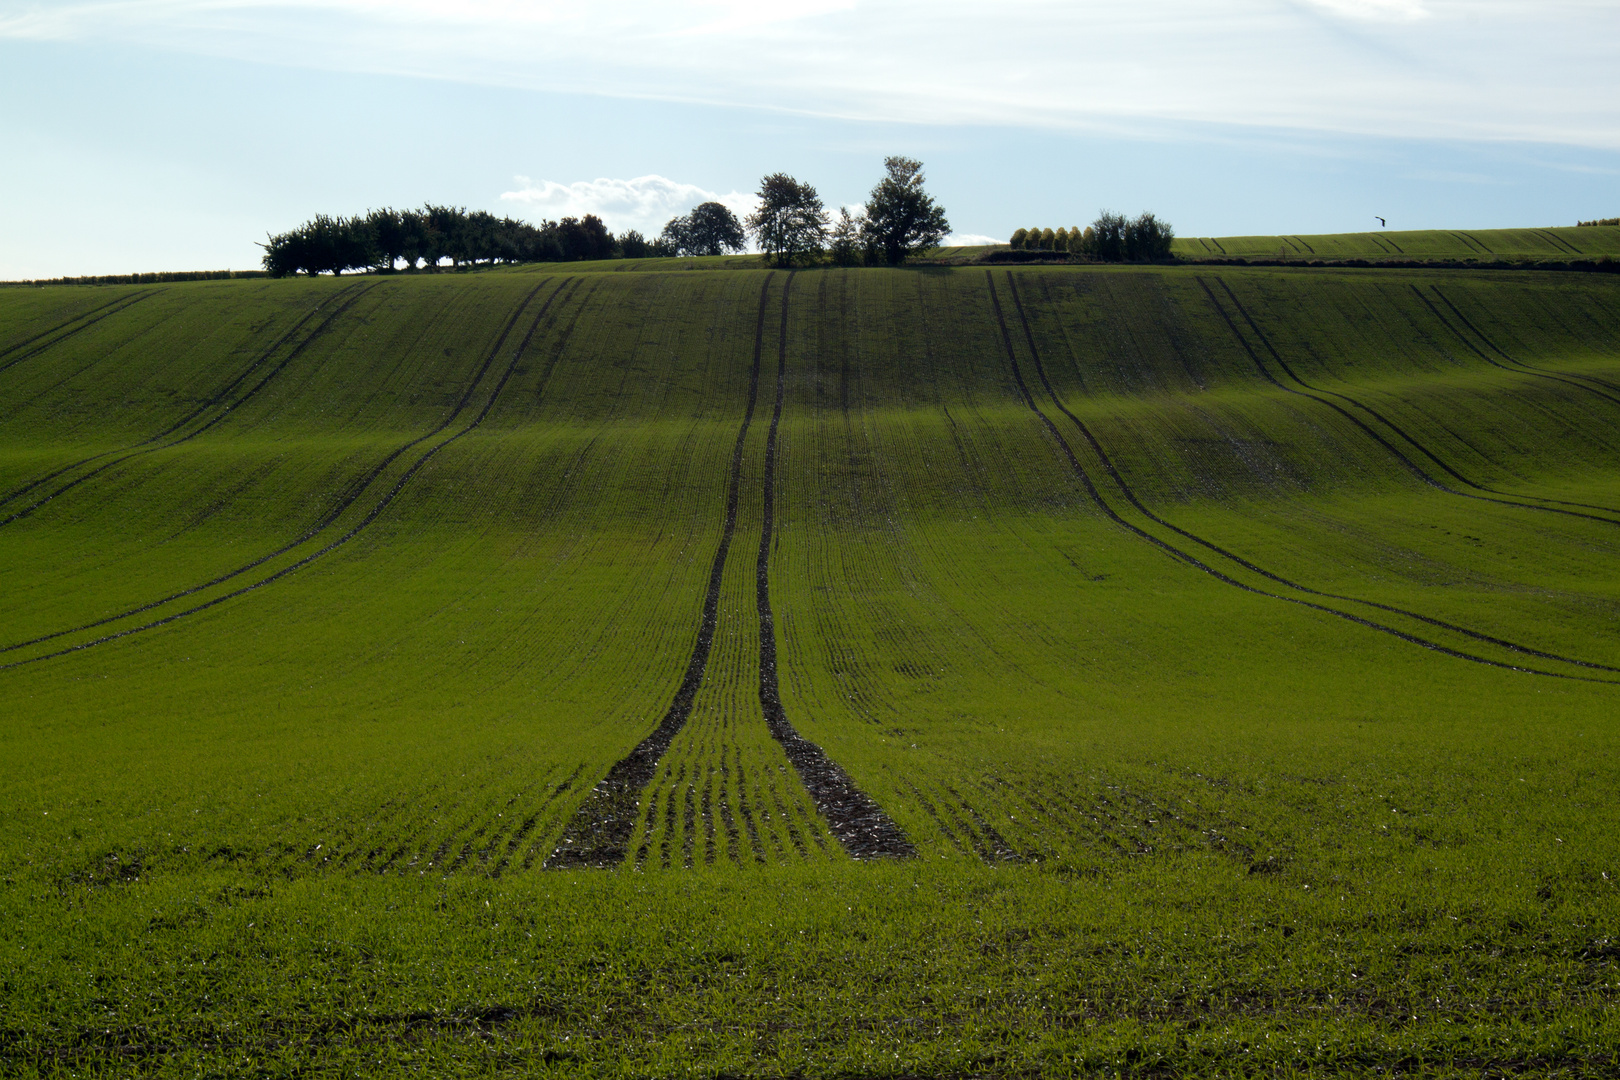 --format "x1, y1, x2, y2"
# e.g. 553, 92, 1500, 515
2, 270, 268, 289
1010, 212, 1175, 262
